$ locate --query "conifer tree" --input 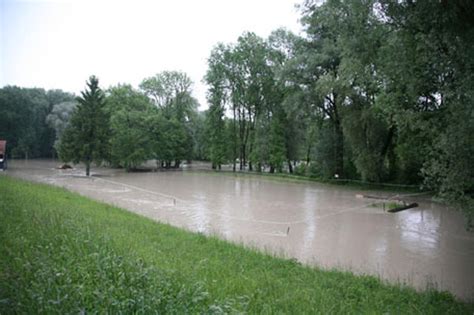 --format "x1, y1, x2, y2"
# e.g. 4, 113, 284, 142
58, 76, 110, 176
